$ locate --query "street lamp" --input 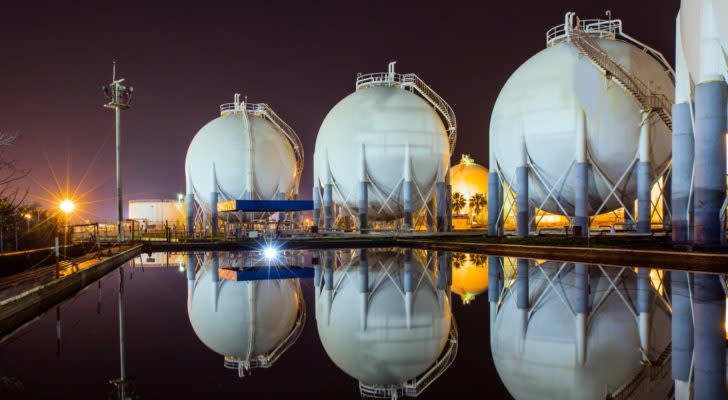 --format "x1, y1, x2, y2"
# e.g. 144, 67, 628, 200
102, 61, 133, 243
60, 199, 75, 256
23, 213, 31, 231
